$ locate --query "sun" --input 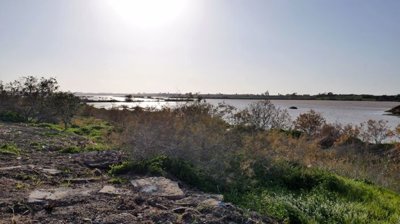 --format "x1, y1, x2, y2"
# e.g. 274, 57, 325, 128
107, 0, 190, 29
